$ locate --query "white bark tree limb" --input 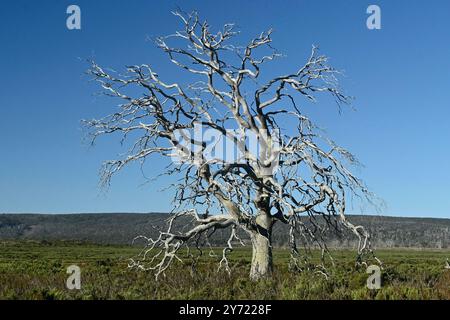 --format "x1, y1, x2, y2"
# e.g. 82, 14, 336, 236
84, 10, 381, 280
